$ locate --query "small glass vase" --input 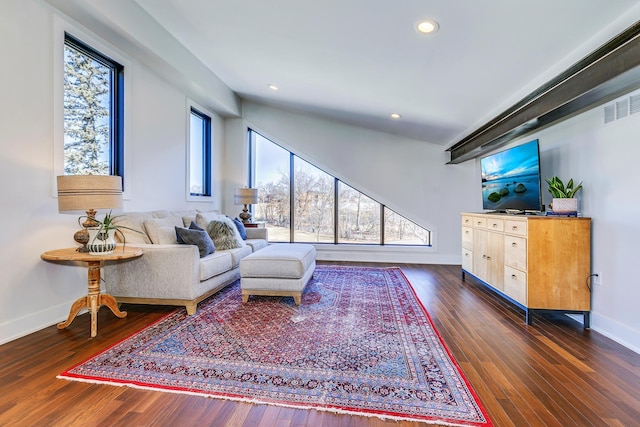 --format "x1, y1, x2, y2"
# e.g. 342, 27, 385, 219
87, 227, 117, 255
